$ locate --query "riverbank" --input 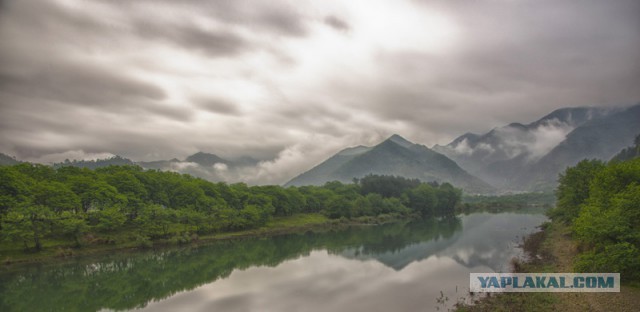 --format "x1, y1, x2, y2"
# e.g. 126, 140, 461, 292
456, 221, 640, 311
0, 213, 410, 266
